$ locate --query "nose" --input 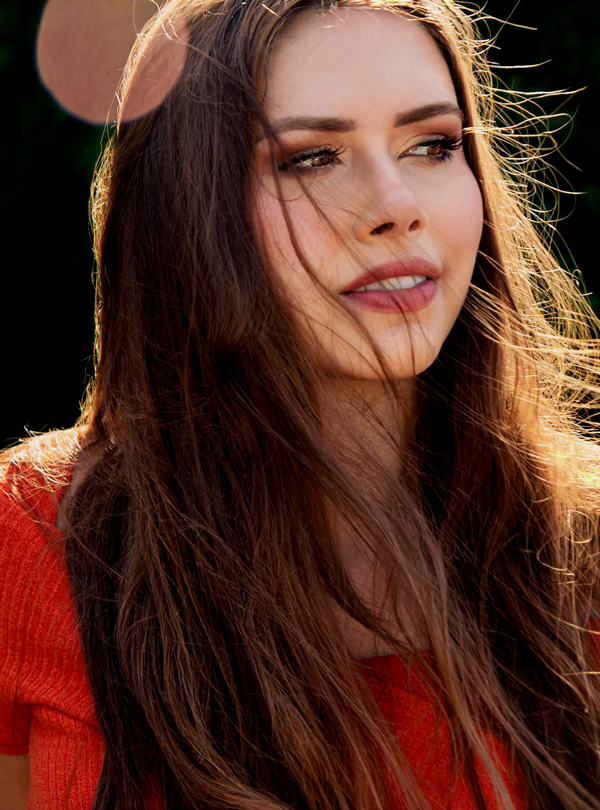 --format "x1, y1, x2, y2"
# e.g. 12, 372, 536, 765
351, 157, 427, 244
